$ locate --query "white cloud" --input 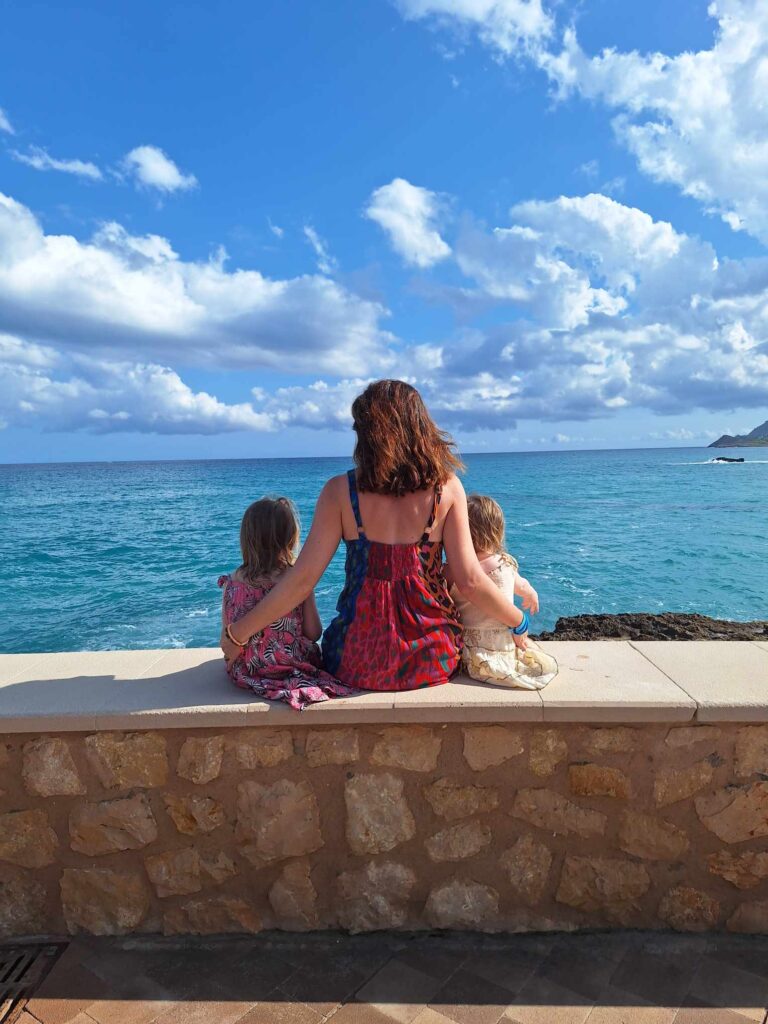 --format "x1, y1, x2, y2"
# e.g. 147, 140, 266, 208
0, 107, 13, 134
365, 178, 452, 268
394, 0, 553, 57
122, 145, 198, 193
303, 225, 337, 275
11, 145, 103, 181
268, 218, 285, 239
